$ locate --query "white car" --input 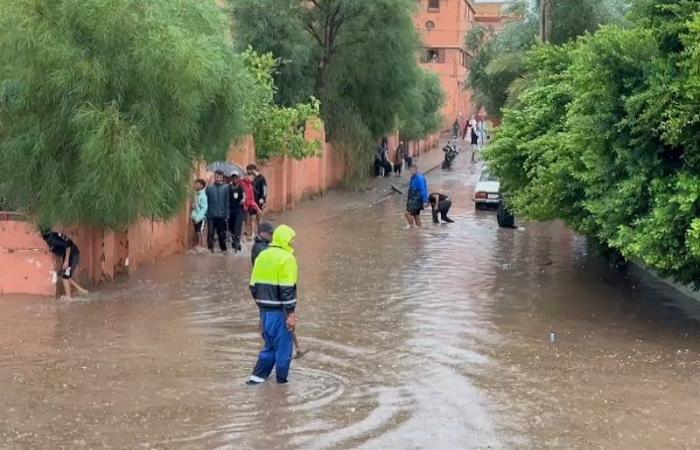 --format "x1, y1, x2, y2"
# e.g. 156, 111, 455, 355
474, 169, 501, 208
